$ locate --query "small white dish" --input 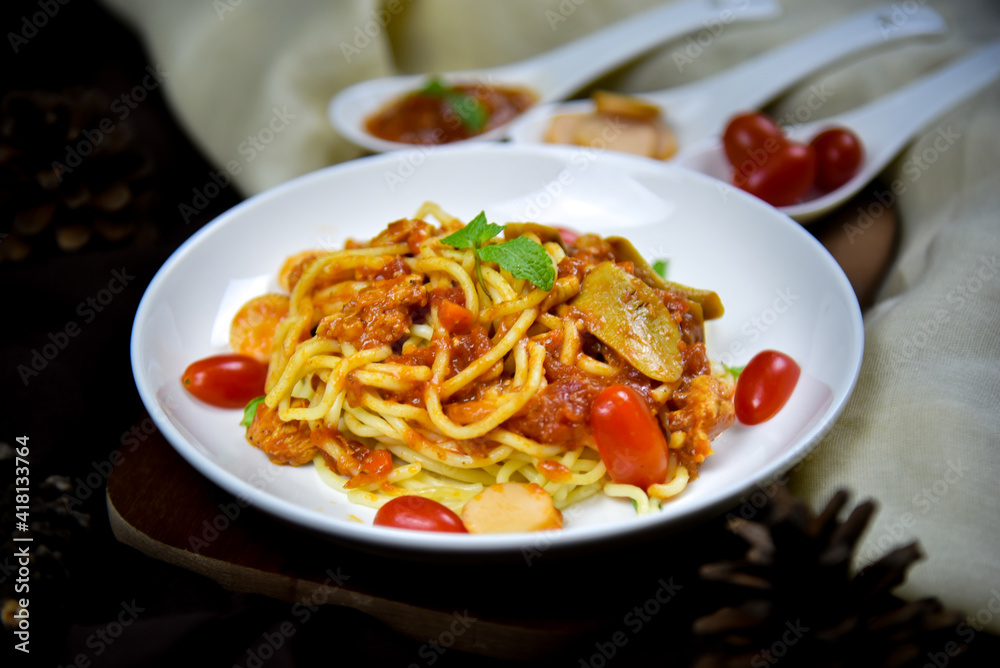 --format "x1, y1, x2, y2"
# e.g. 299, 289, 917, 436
329, 0, 779, 153
131, 143, 863, 559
